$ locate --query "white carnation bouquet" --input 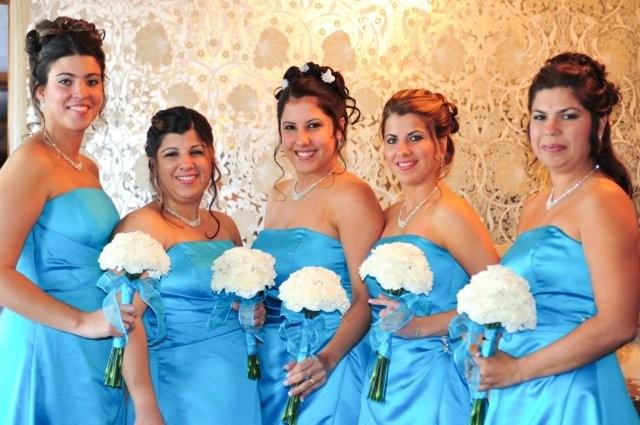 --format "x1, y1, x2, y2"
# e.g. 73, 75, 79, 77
456, 265, 536, 333
278, 266, 350, 315
99, 231, 171, 279
278, 266, 350, 425
359, 241, 433, 295
359, 241, 433, 402
211, 247, 276, 379
97, 231, 171, 387
454, 264, 536, 425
